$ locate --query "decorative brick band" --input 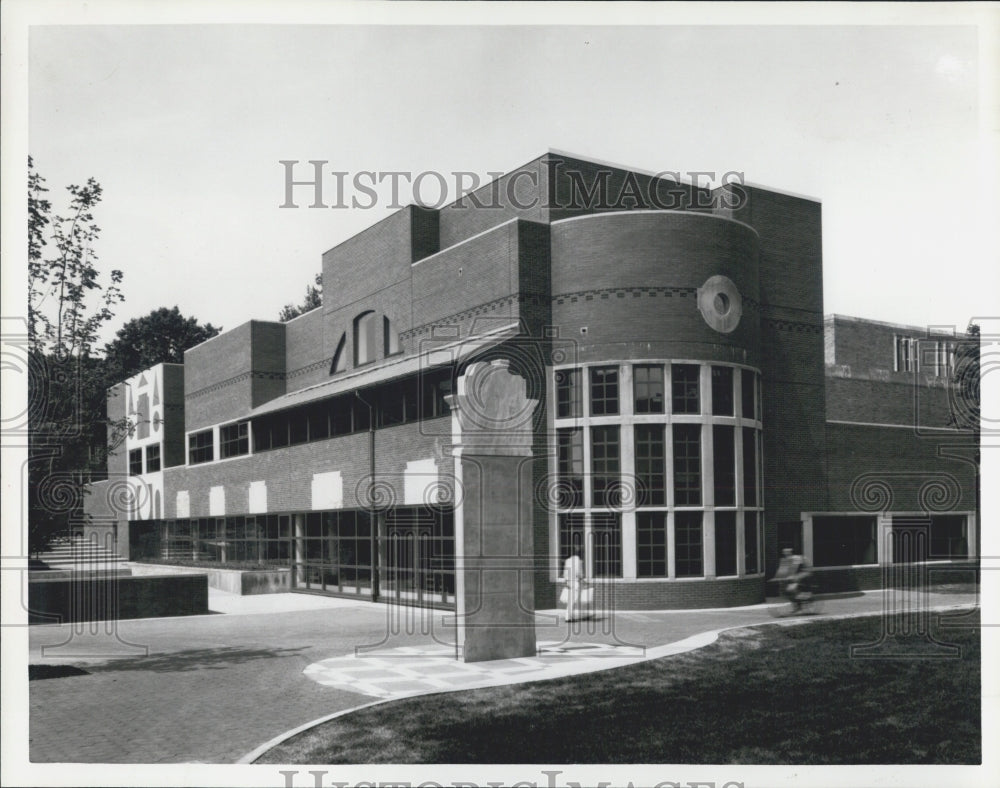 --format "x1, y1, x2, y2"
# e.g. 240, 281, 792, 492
552, 286, 761, 313
186, 370, 286, 400
764, 318, 824, 334
402, 293, 548, 341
